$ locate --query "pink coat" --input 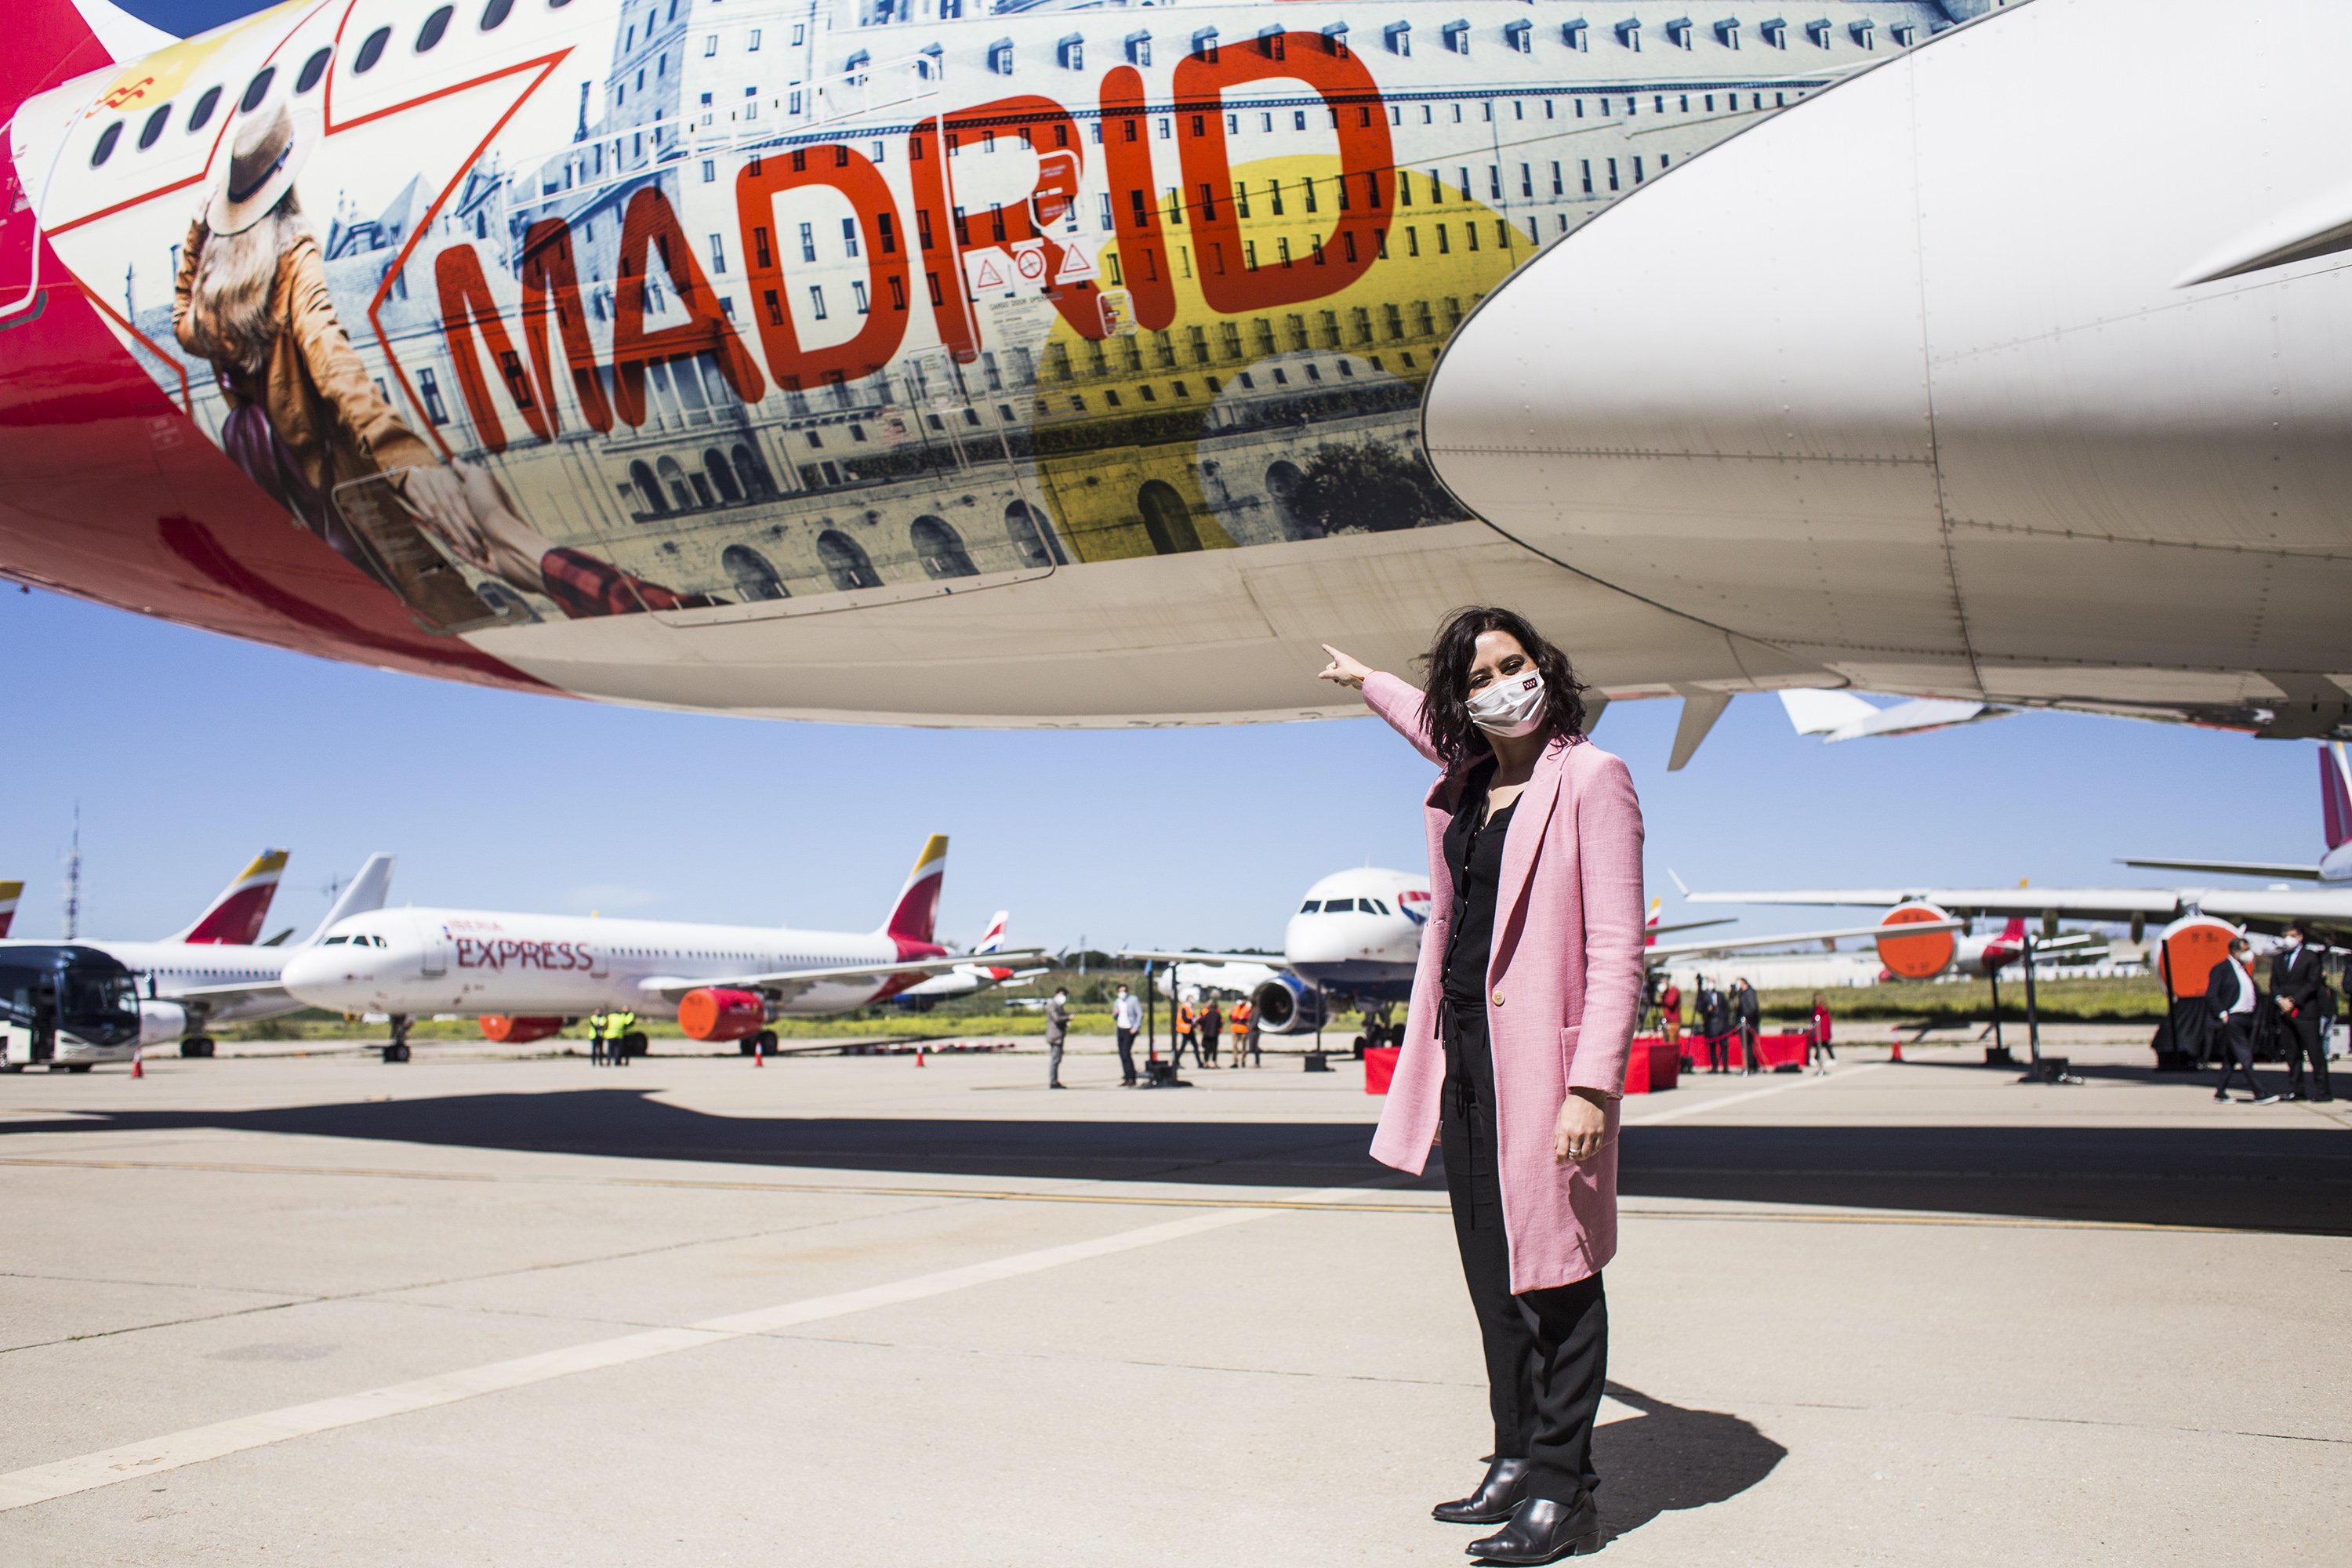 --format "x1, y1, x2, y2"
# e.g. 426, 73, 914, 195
1363, 672, 1647, 1294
